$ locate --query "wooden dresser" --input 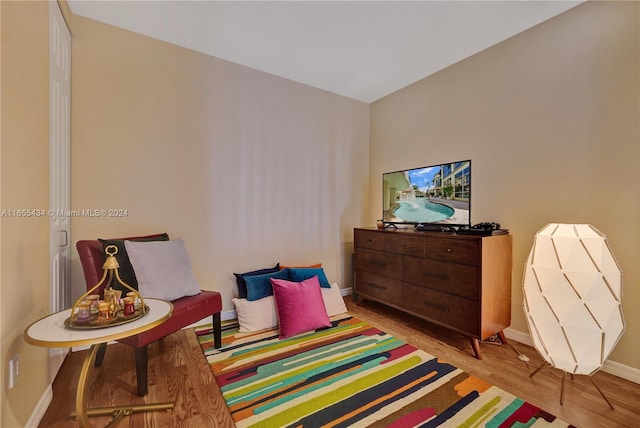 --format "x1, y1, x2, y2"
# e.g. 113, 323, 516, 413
353, 227, 512, 359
